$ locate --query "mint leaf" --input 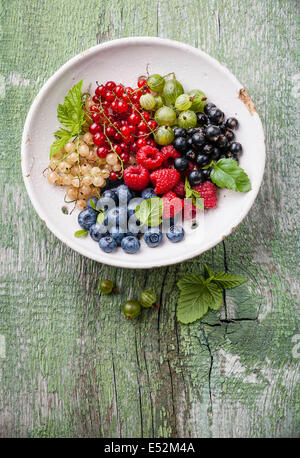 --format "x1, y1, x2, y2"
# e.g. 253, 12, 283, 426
50, 80, 85, 158
135, 197, 163, 227
89, 198, 98, 211
177, 274, 223, 324
211, 272, 247, 289
97, 212, 105, 224
210, 159, 251, 192
74, 229, 88, 238
185, 178, 204, 210
57, 80, 85, 134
